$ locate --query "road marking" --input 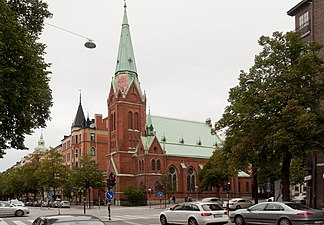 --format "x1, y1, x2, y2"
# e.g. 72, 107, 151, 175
102, 214, 159, 221
12, 221, 28, 225
123, 221, 141, 225
0, 219, 9, 225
